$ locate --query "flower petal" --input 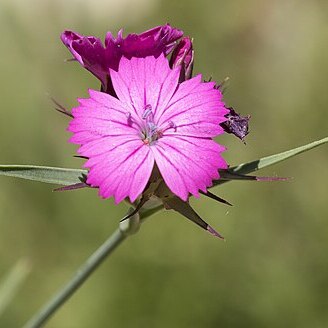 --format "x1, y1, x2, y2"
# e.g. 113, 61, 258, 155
84, 138, 154, 203
68, 88, 155, 203
61, 31, 113, 86
152, 136, 227, 200
121, 24, 183, 58
110, 55, 180, 119
68, 89, 140, 144
157, 75, 229, 137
